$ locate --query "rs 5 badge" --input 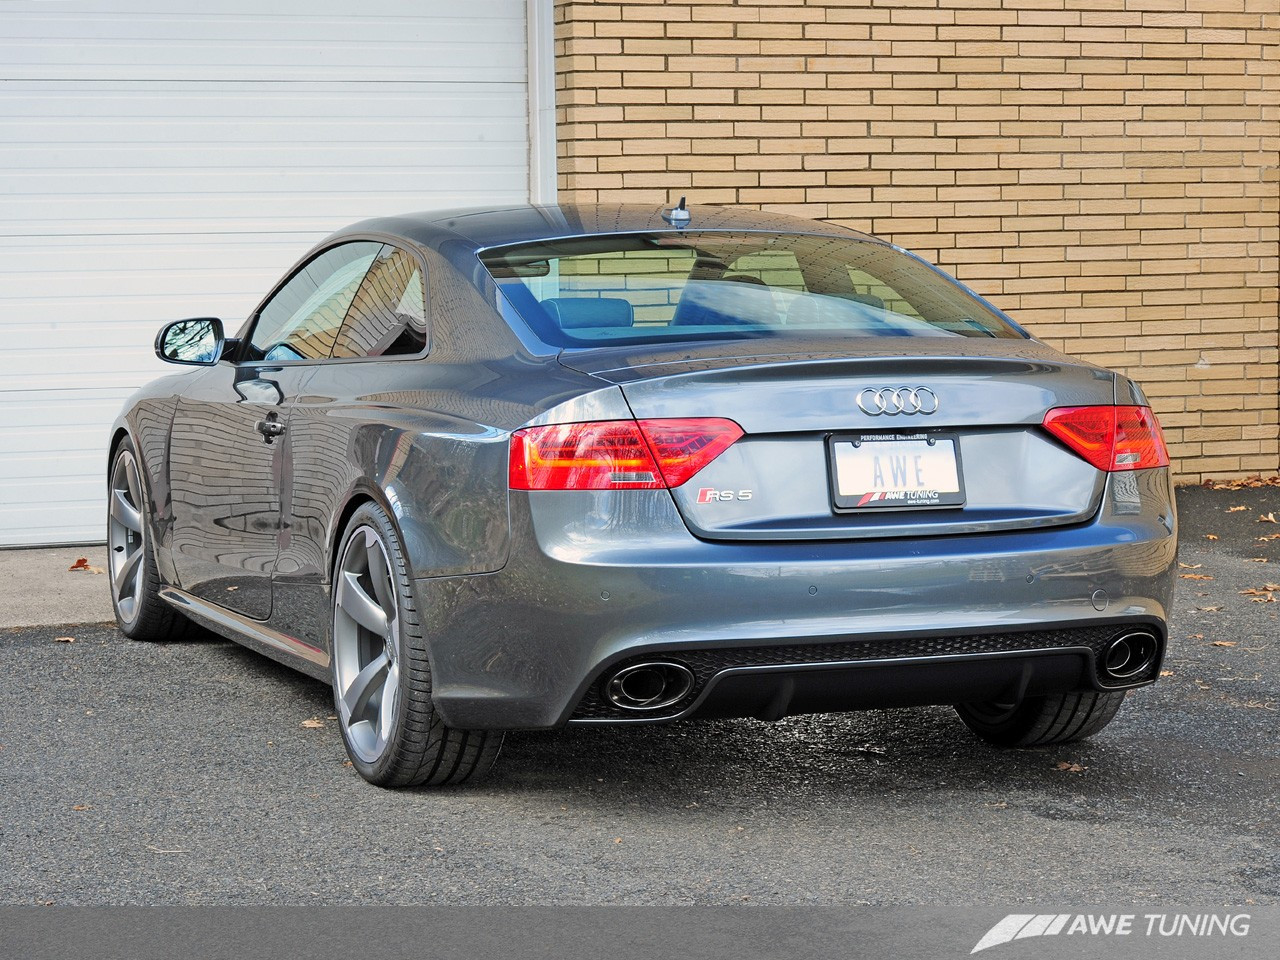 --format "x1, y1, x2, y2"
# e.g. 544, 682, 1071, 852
697, 488, 753, 503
